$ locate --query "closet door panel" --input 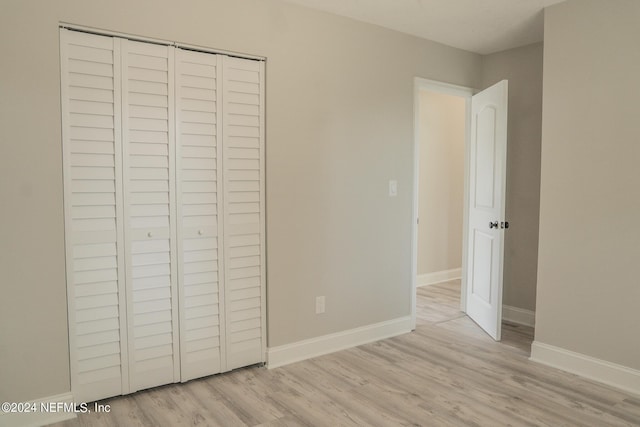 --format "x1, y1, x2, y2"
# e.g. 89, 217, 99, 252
222, 56, 266, 369
121, 40, 179, 392
61, 29, 128, 403
176, 49, 225, 380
